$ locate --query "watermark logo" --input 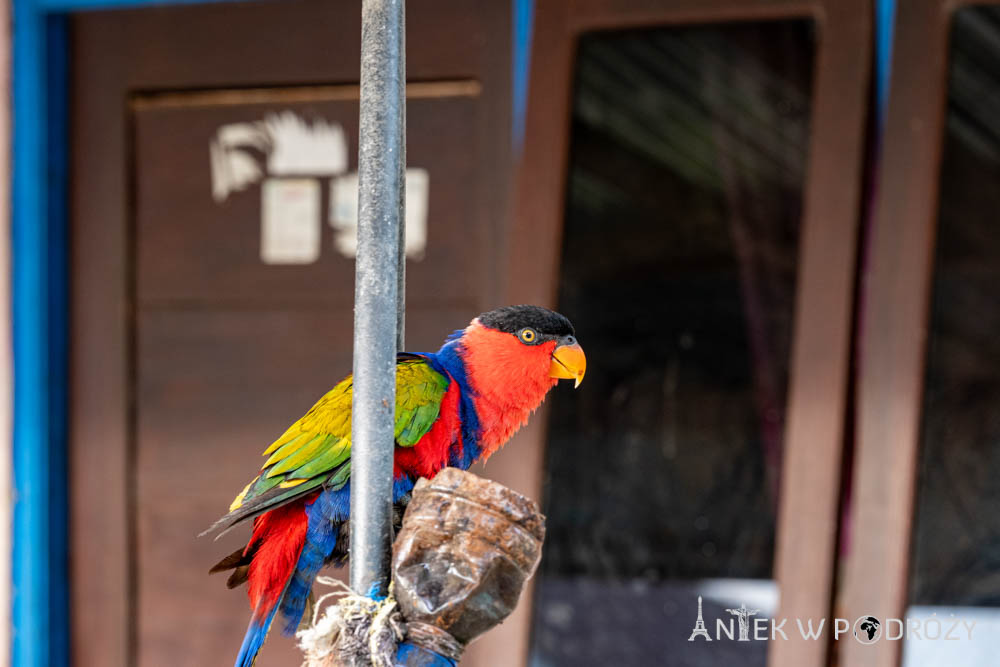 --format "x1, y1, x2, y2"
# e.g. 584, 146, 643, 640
688, 596, 712, 642
726, 603, 760, 642
687, 598, 976, 643
854, 616, 882, 645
